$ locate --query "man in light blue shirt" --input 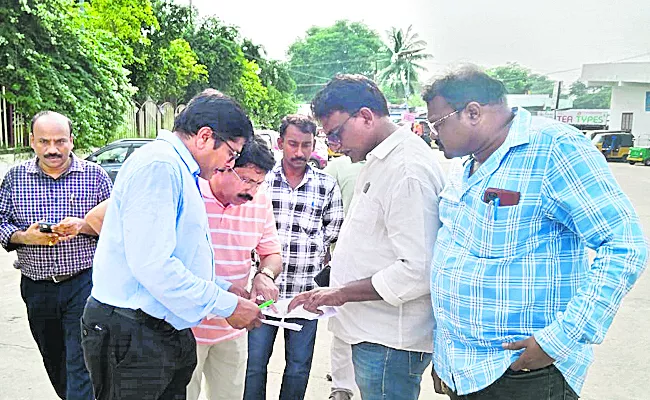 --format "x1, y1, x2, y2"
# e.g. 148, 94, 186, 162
424, 67, 648, 400
81, 90, 263, 400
